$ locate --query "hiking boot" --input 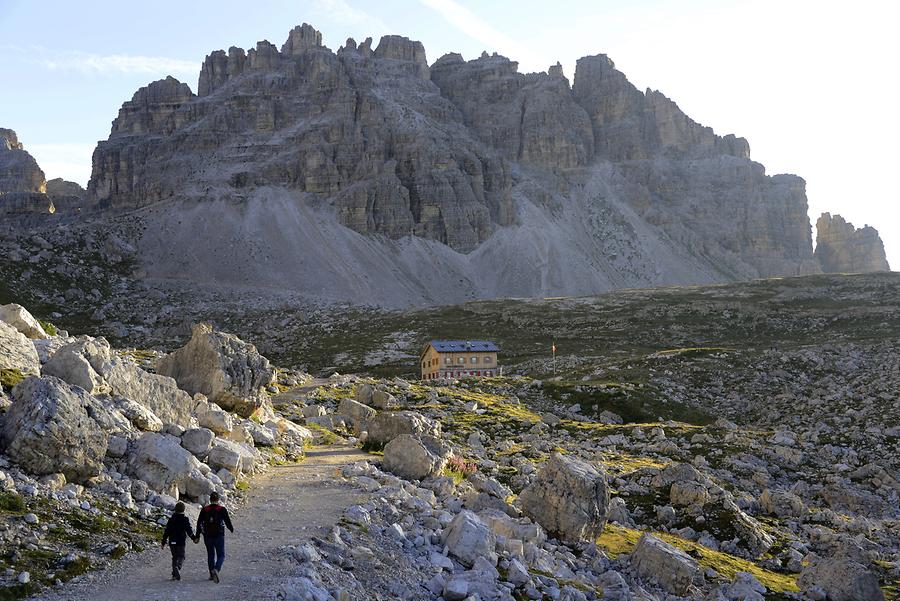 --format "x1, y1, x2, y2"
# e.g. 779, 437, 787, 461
212, 569, 219, 584
209, 571, 215, 581
173, 568, 181, 581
